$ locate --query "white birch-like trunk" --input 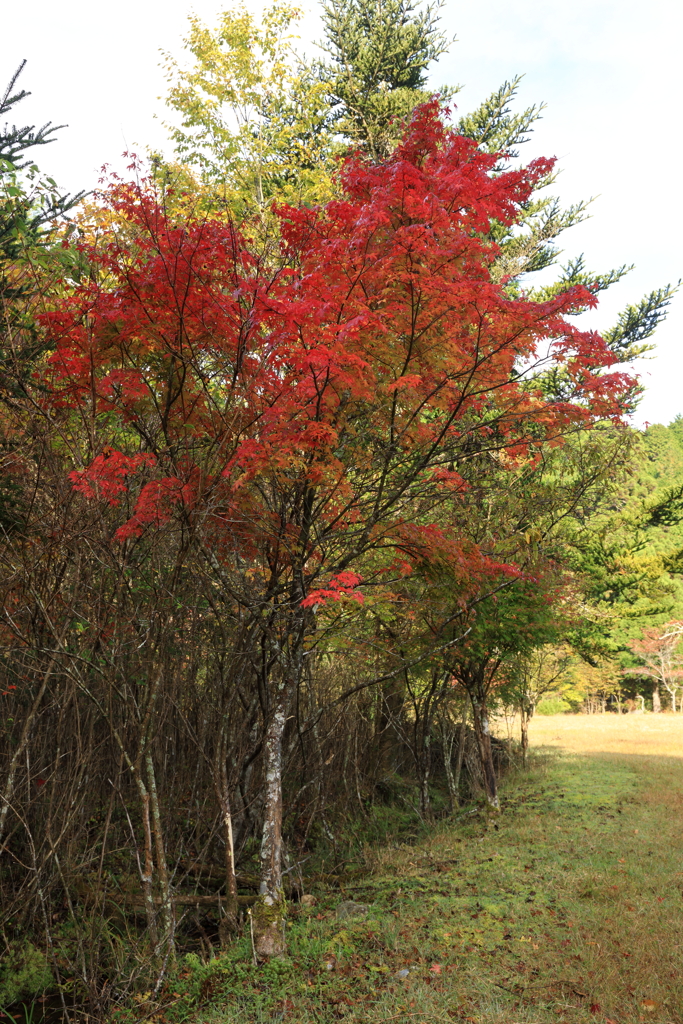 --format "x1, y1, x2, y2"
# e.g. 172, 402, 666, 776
252, 691, 289, 959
